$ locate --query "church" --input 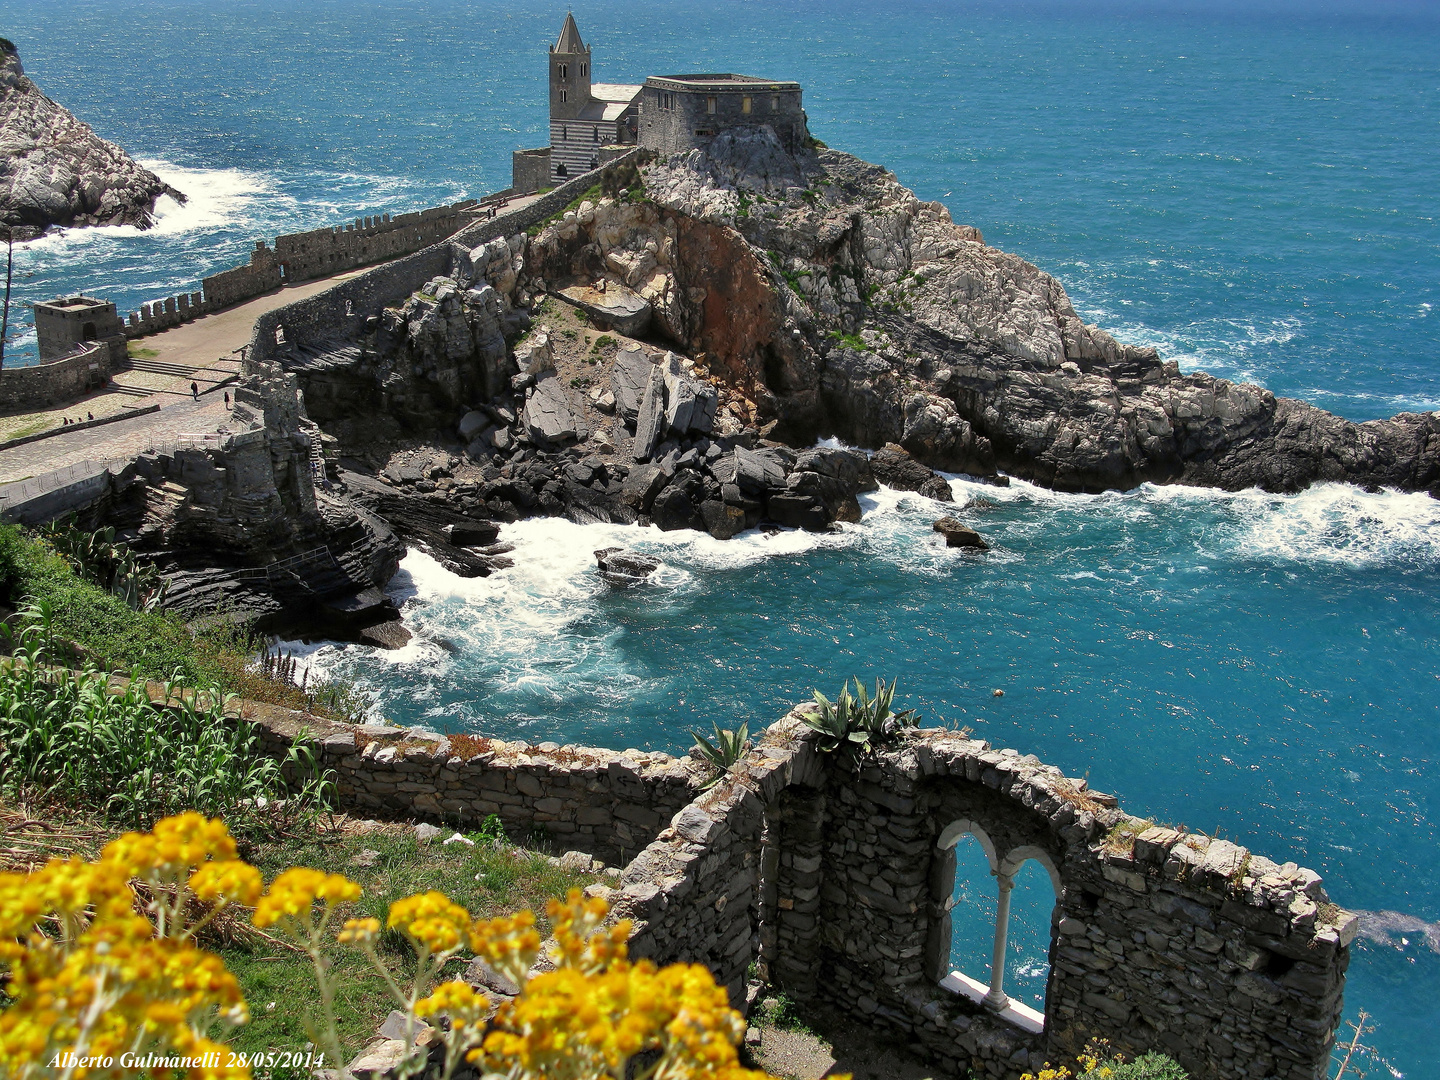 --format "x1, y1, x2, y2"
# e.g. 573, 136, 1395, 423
512, 14, 808, 192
